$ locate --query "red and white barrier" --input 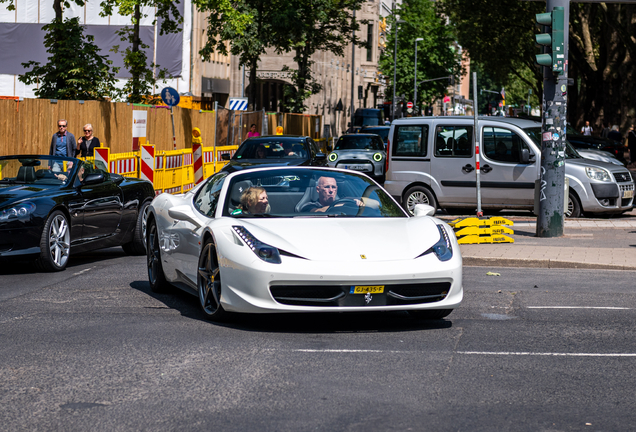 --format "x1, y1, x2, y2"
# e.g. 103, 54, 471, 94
140, 144, 154, 183
94, 147, 110, 172
166, 155, 183, 169
192, 143, 203, 184
110, 158, 136, 174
